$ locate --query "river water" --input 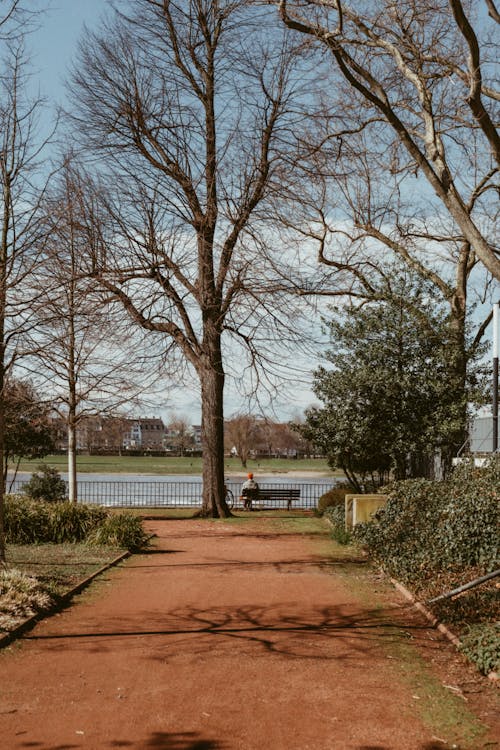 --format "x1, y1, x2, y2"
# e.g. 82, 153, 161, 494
8, 471, 339, 509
